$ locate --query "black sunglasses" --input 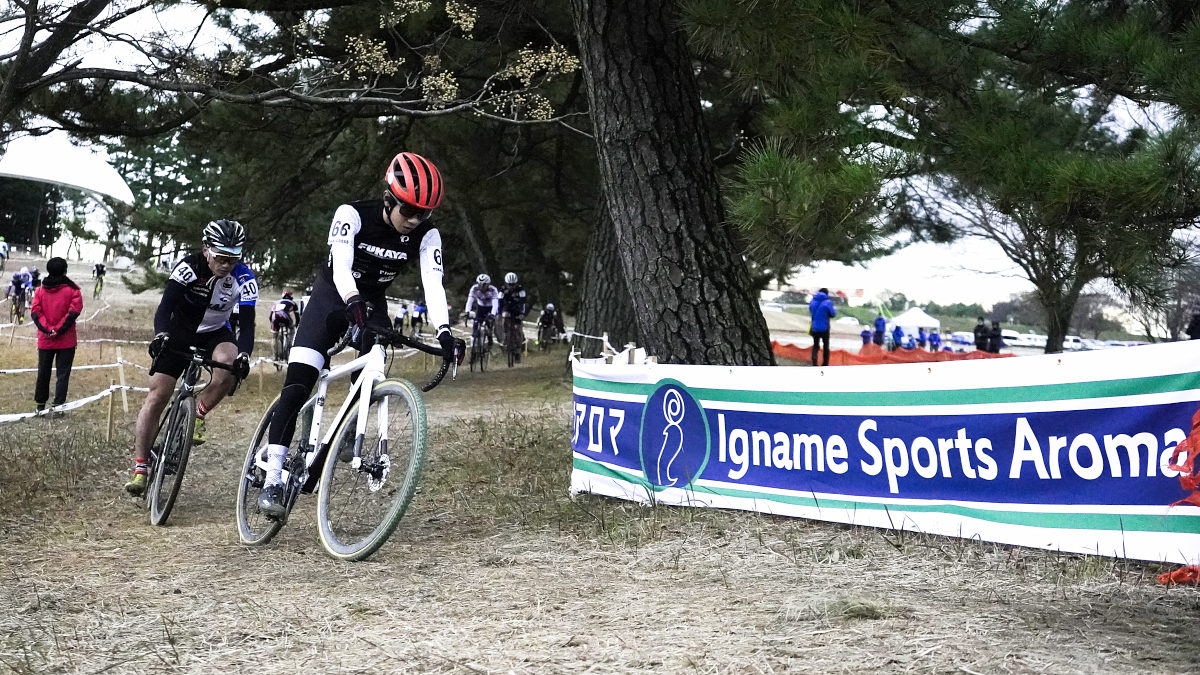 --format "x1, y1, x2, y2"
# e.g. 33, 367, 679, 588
395, 200, 433, 222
